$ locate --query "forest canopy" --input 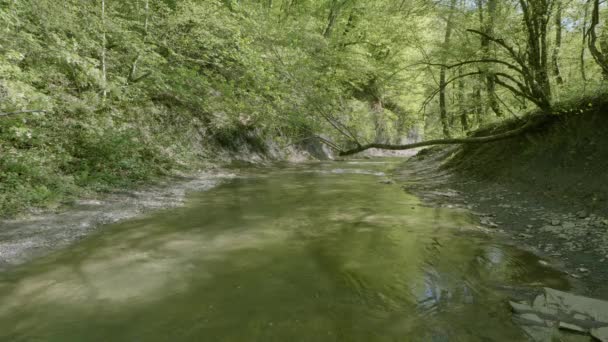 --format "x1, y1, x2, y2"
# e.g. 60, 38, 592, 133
1, 0, 608, 214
